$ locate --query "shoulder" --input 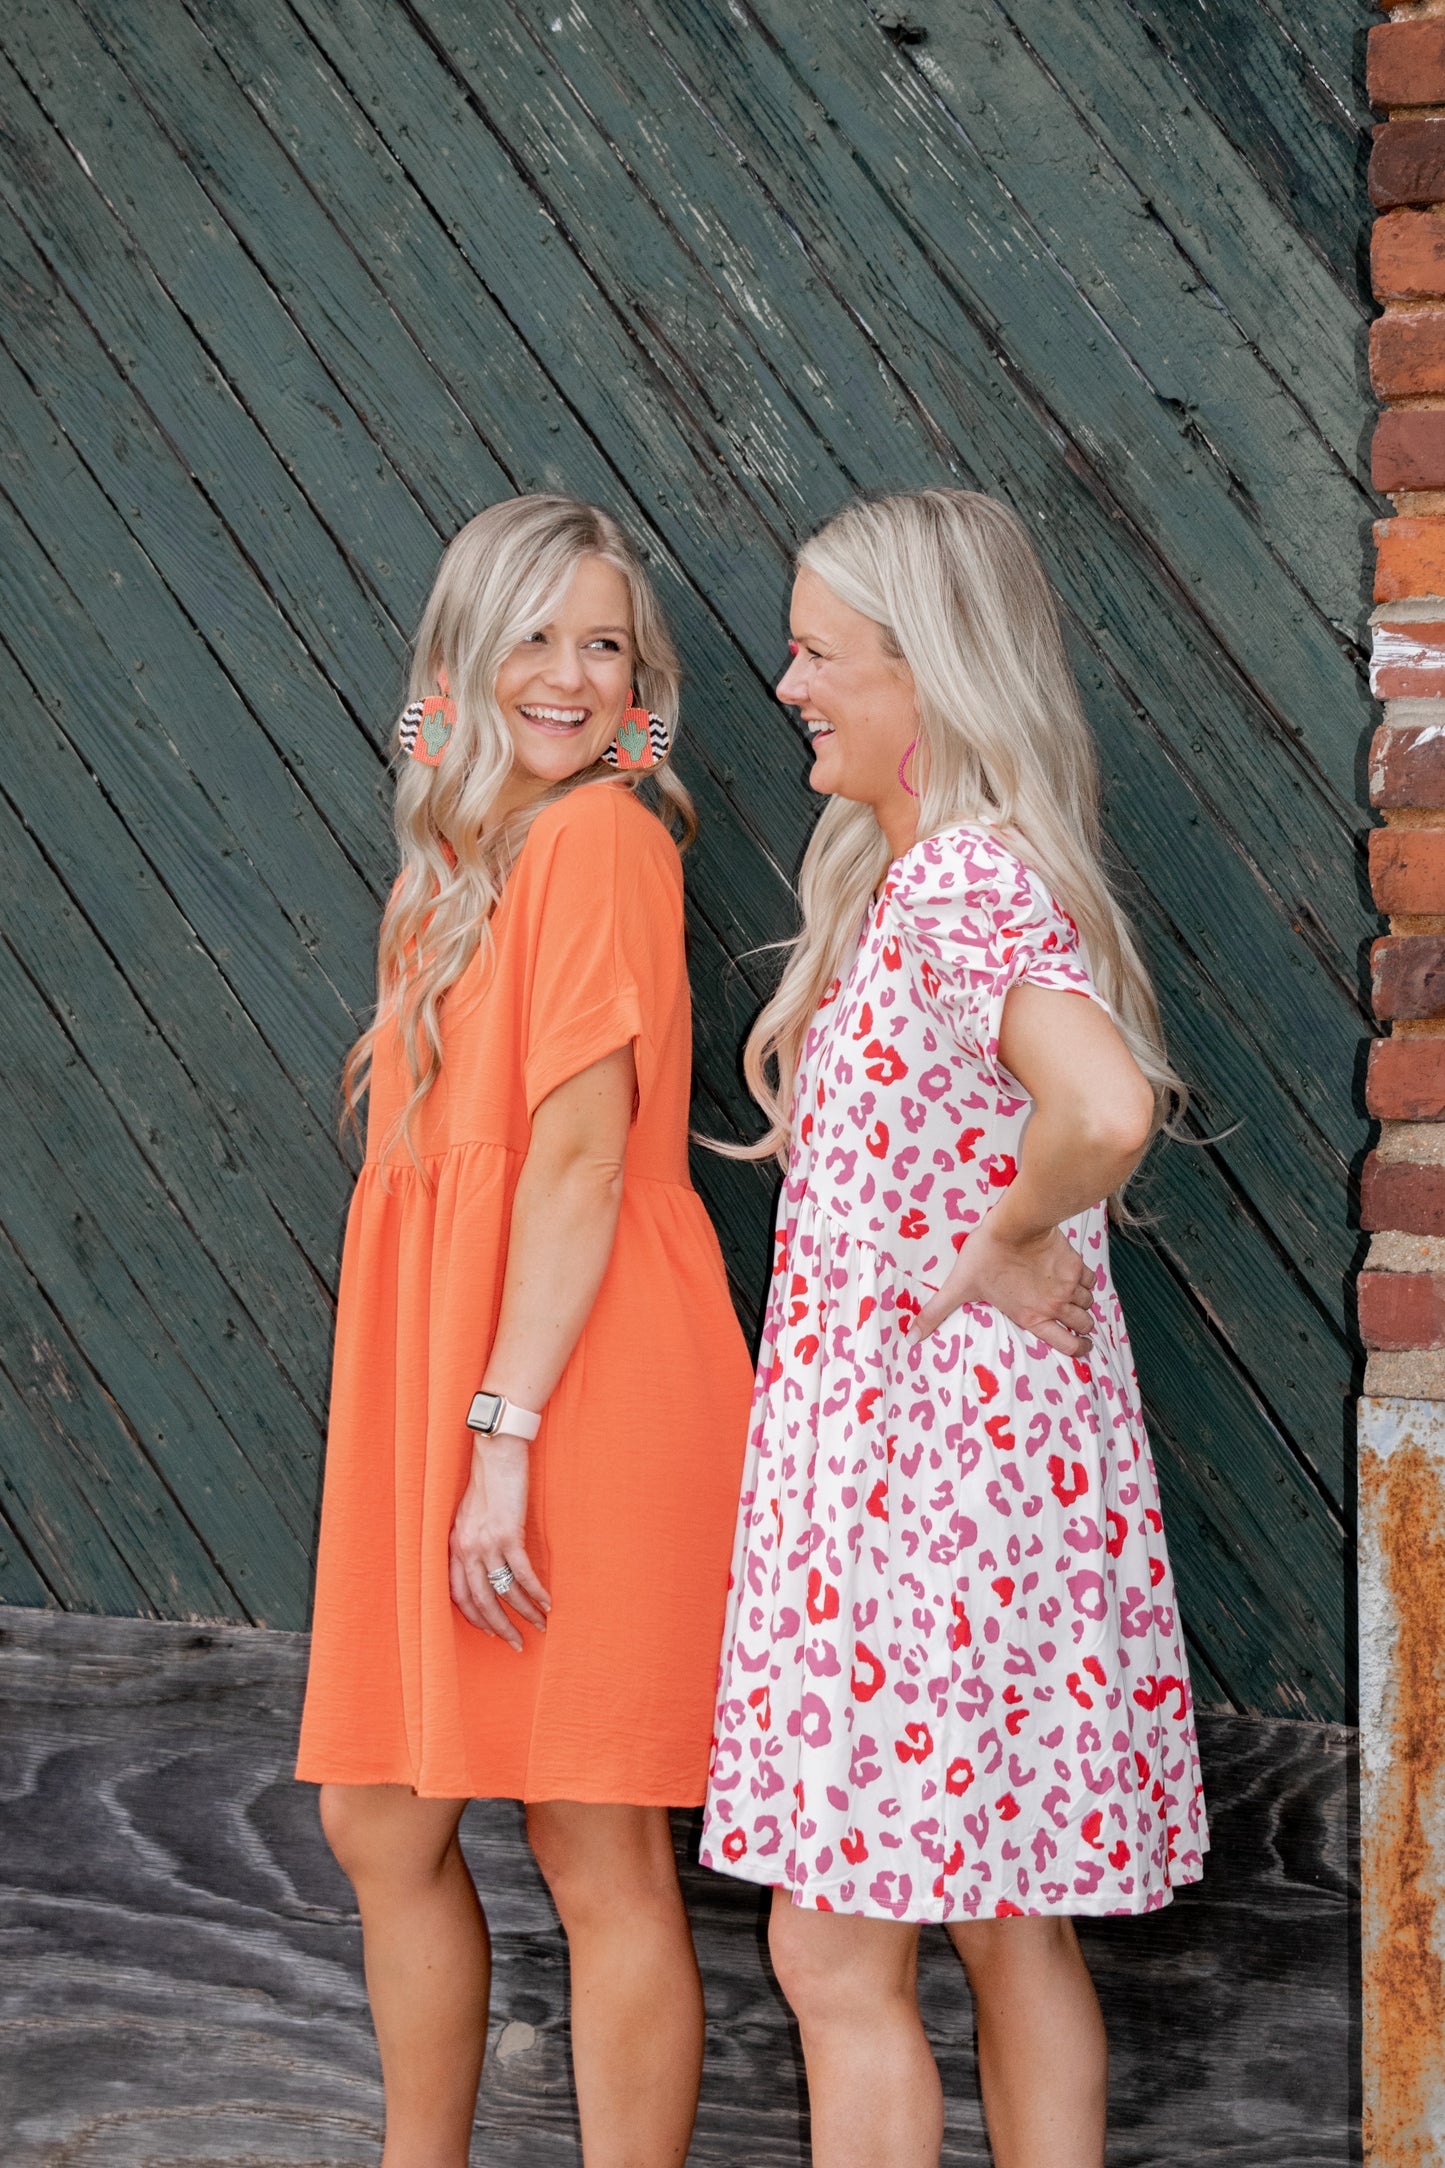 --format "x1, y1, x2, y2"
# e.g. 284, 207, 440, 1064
891, 823, 1041, 918
520, 785, 683, 933
892, 824, 1078, 960
529, 782, 680, 883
